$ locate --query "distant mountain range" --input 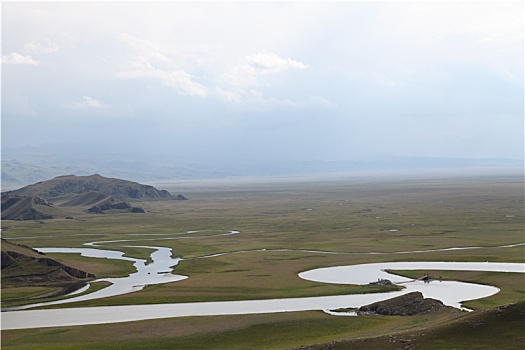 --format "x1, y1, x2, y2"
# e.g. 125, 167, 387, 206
1, 152, 523, 191
1, 174, 187, 220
